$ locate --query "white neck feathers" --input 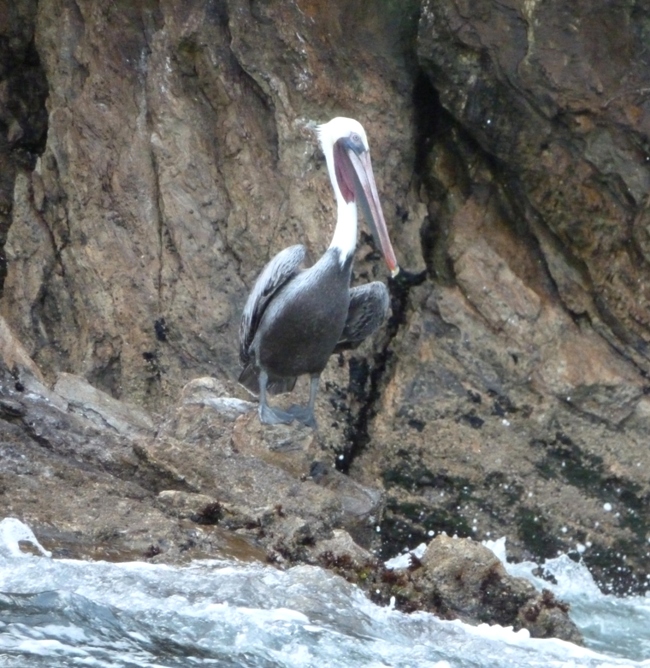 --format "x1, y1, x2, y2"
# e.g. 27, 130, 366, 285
318, 117, 369, 269
328, 199, 357, 267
